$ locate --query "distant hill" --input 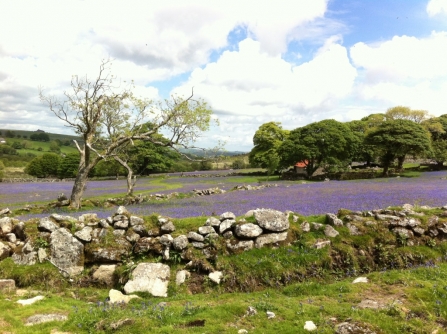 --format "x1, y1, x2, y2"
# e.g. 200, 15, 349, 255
0, 129, 81, 142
